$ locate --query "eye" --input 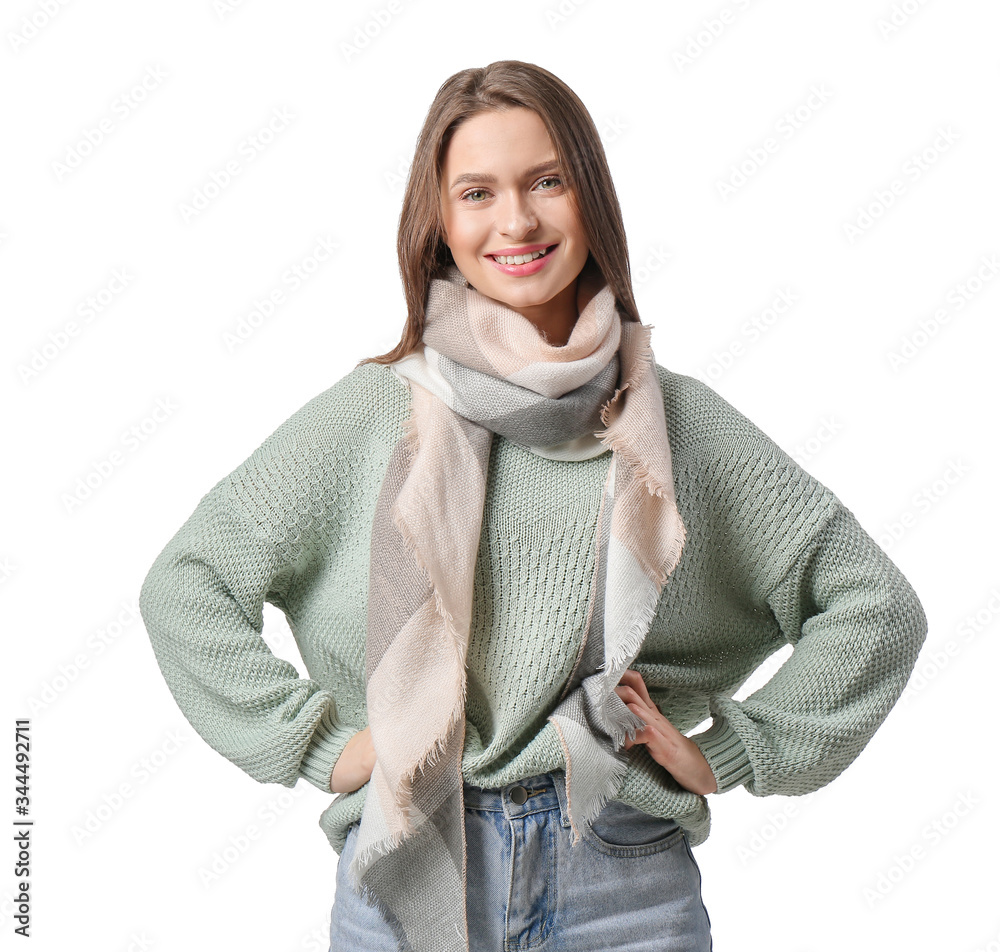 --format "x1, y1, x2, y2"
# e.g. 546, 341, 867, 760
536, 175, 562, 190
460, 187, 489, 203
